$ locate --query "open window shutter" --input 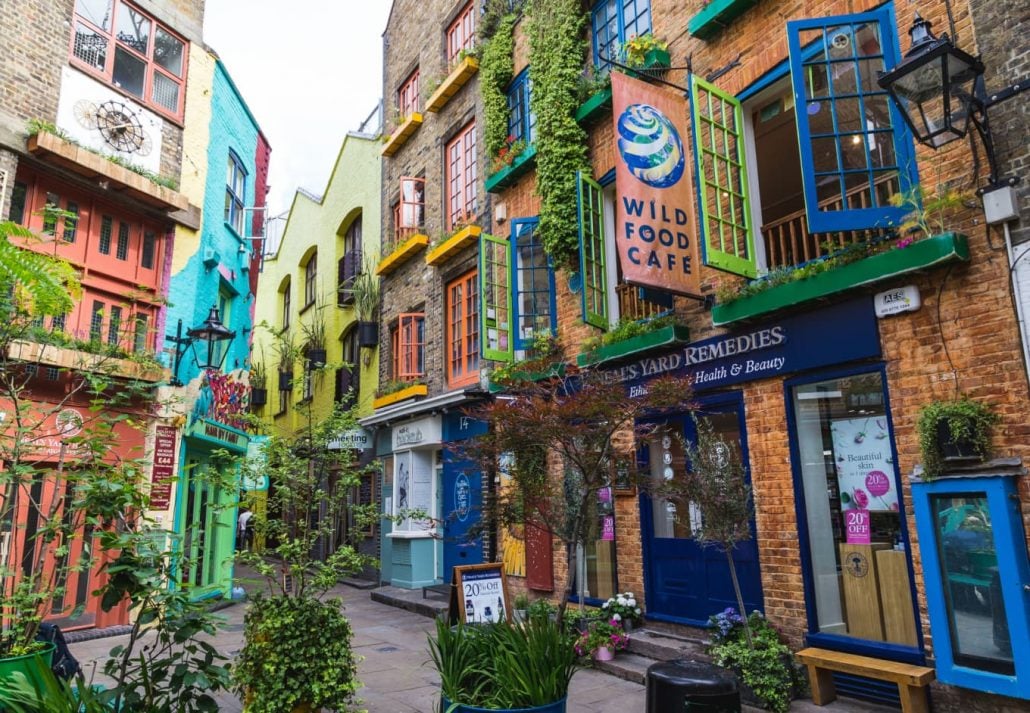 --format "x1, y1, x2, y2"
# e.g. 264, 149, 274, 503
691, 74, 758, 278
787, 8, 917, 234
479, 233, 514, 363
577, 172, 609, 329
